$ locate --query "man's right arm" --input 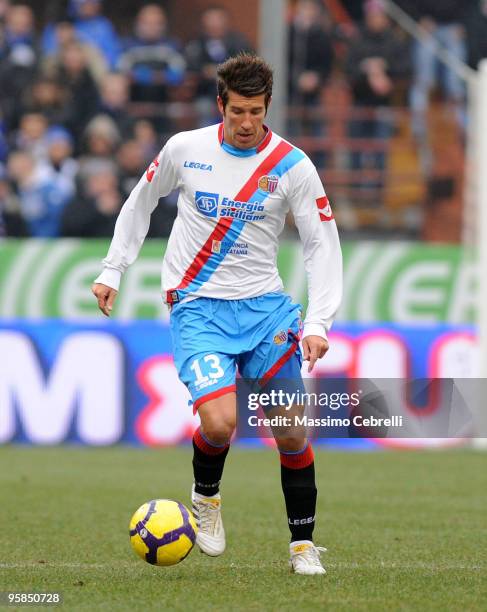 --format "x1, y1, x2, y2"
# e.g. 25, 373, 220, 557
92, 139, 179, 311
